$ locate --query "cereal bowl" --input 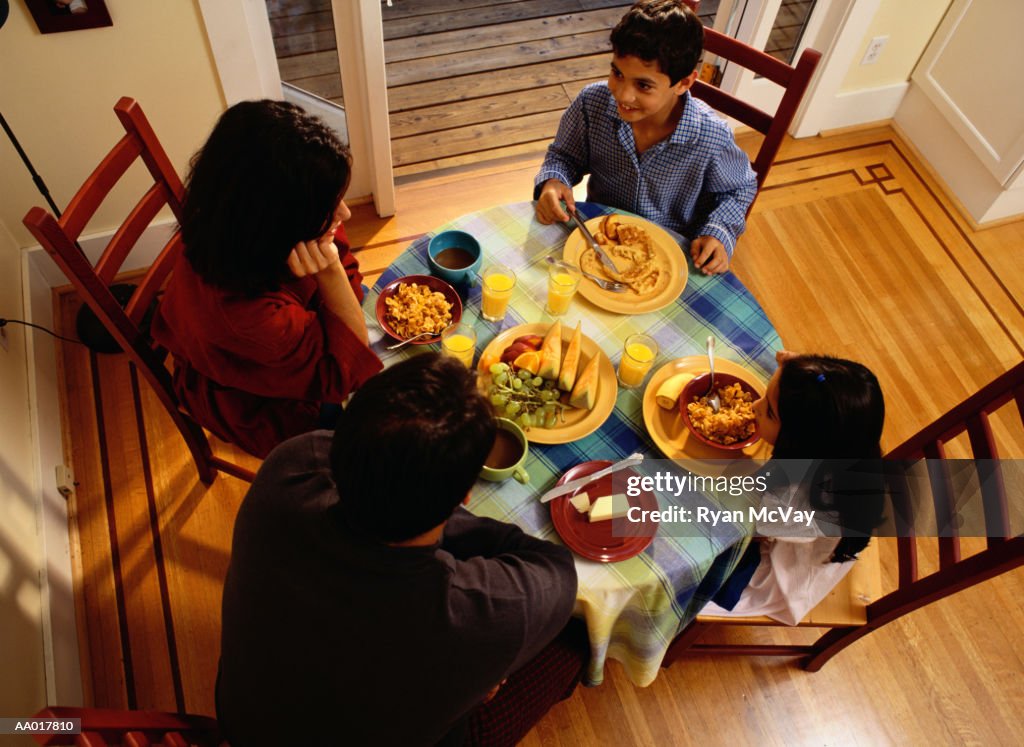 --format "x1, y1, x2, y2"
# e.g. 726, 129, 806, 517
679, 372, 760, 450
375, 274, 463, 344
